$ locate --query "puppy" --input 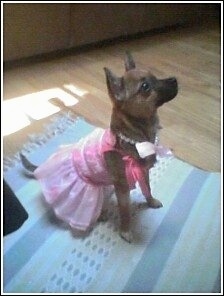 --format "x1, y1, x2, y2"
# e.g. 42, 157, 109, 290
20, 52, 178, 243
